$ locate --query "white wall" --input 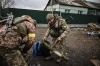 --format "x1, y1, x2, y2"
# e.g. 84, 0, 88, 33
60, 5, 88, 14
46, 4, 59, 11
46, 4, 88, 14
